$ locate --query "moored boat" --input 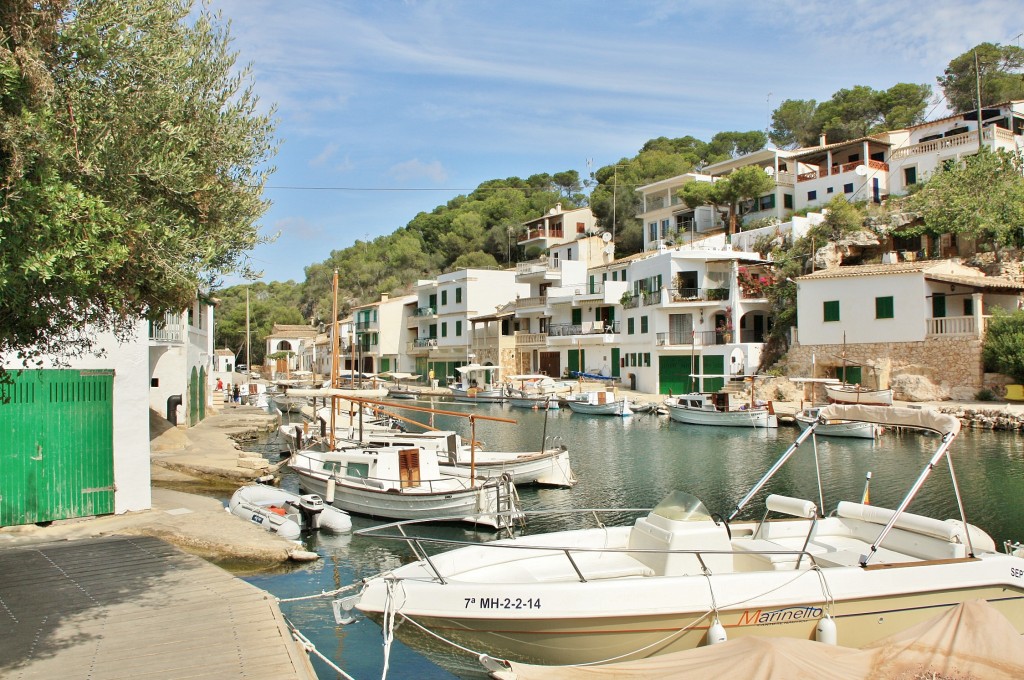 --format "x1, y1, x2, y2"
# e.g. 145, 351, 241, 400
565, 391, 633, 416
228, 484, 351, 539
825, 383, 894, 406
450, 363, 506, 403
795, 405, 880, 439
348, 405, 1024, 667
665, 392, 777, 428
